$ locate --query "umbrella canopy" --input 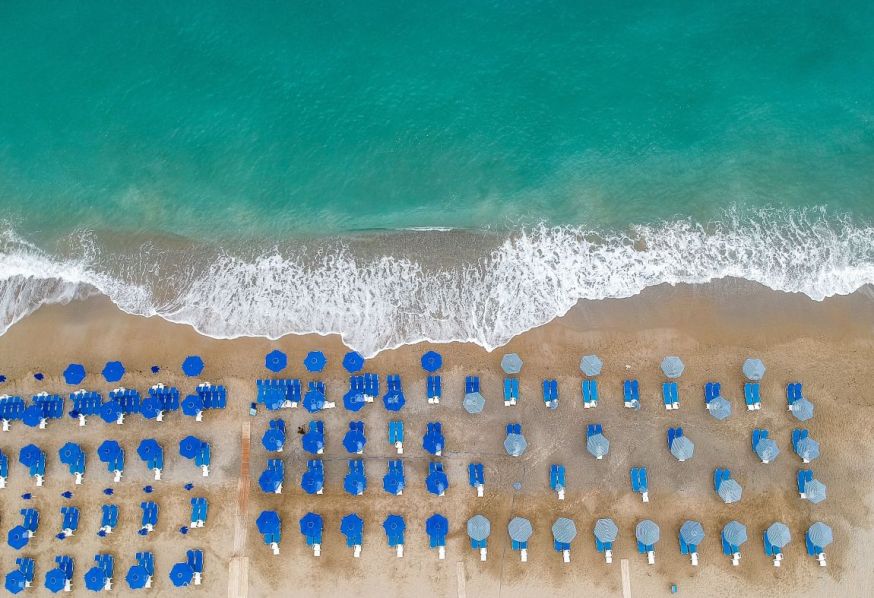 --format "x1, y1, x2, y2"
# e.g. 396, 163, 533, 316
137, 439, 161, 462
139, 396, 160, 419
7, 525, 29, 550
299, 512, 323, 536
742, 358, 765, 381
97, 440, 121, 463
303, 351, 326, 373
661, 356, 684, 378
179, 435, 204, 459
126, 565, 150, 590
722, 521, 747, 547
635, 520, 660, 546
262, 428, 285, 452
265, 350, 287, 373
552, 518, 577, 544
99, 400, 121, 423
84, 567, 107, 591
4, 570, 27, 595
383, 515, 405, 536
303, 389, 326, 413
342, 430, 366, 454
670, 436, 695, 461
301, 430, 324, 454
63, 363, 86, 385
765, 522, 791, 548
679, 520, 705, 546
102, 361, 125, 382
796, 437, 820, 461
421, 351, 443, 372
791, 398, 814, 421
804, 479, 827, 504
508, 517, 533, 542
18, 444, 42, 468
504, 433, 527, 457
586, 433, 609, 458
807, 522, 833, 548
425, 470, 448, 495
181, 355, 204, 377
342, 351, 365, 373
467, 515, 491, 542
755, 438, 780, 462
462, 392, 485, 414
259, 469, 282, 493
580, 355, 603, 377
426, 514, 448, 537
341, 513, 364, 538
45, 567, 68, 593
718, 479, 743, 503
708, 396, 732, 420
501, 353, 523, 374
594, 518, 618, 543
169, 563, 193, 587
182, 394, 203, 416
59, 442, 83, 465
